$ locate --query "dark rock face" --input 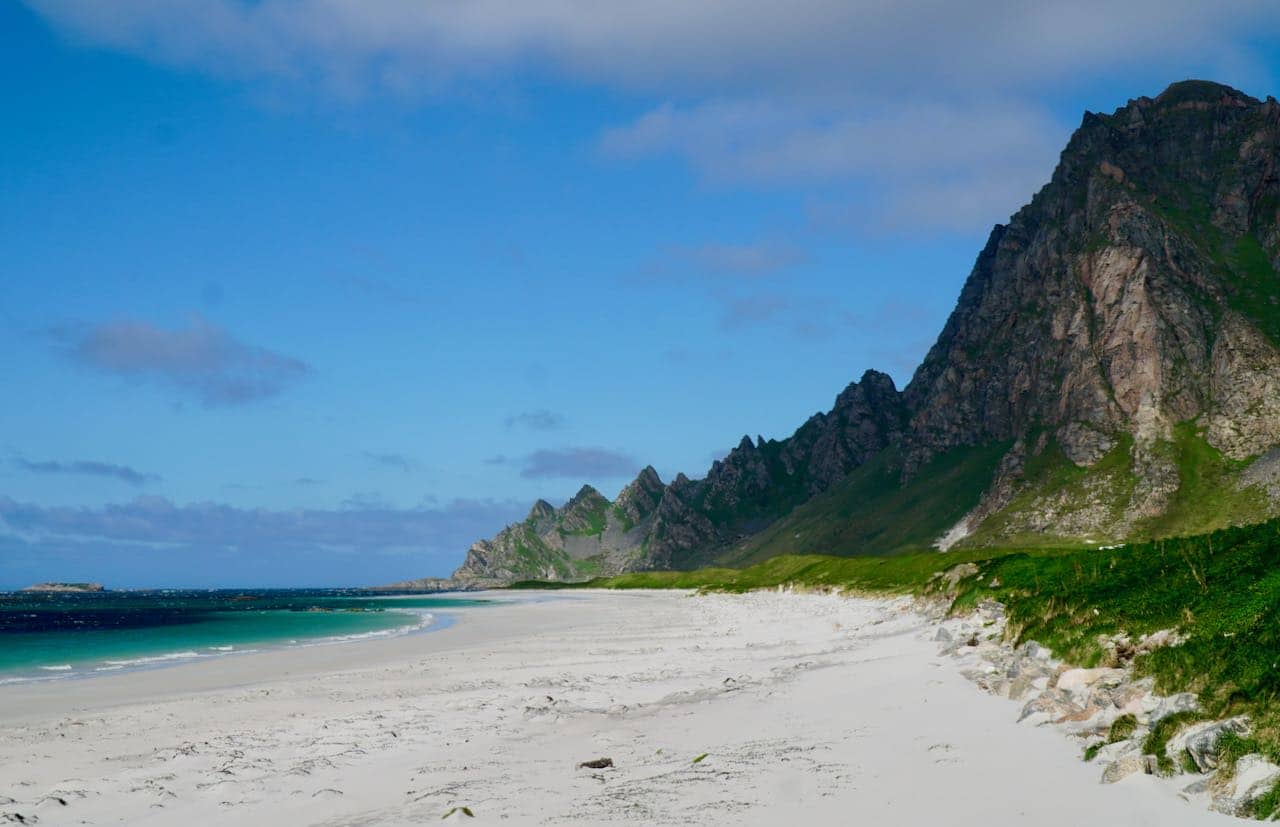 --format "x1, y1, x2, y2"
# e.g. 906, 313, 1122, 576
783, 370, 908, 494
444, 80, 1280, 583
906, 81, 1280, 542
907, 81, 1280, 464
612, 466, 664, 527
